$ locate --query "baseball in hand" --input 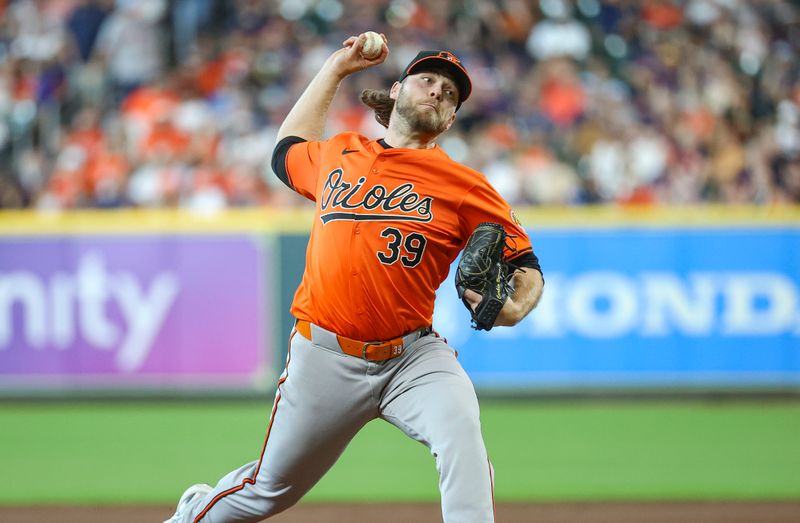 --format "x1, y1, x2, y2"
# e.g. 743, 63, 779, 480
360, 31, 383, 59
